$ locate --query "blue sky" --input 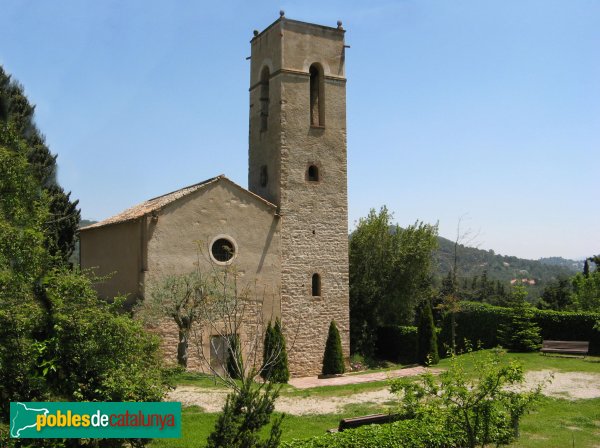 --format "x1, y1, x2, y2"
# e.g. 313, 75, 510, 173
2, 0, 598, 260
